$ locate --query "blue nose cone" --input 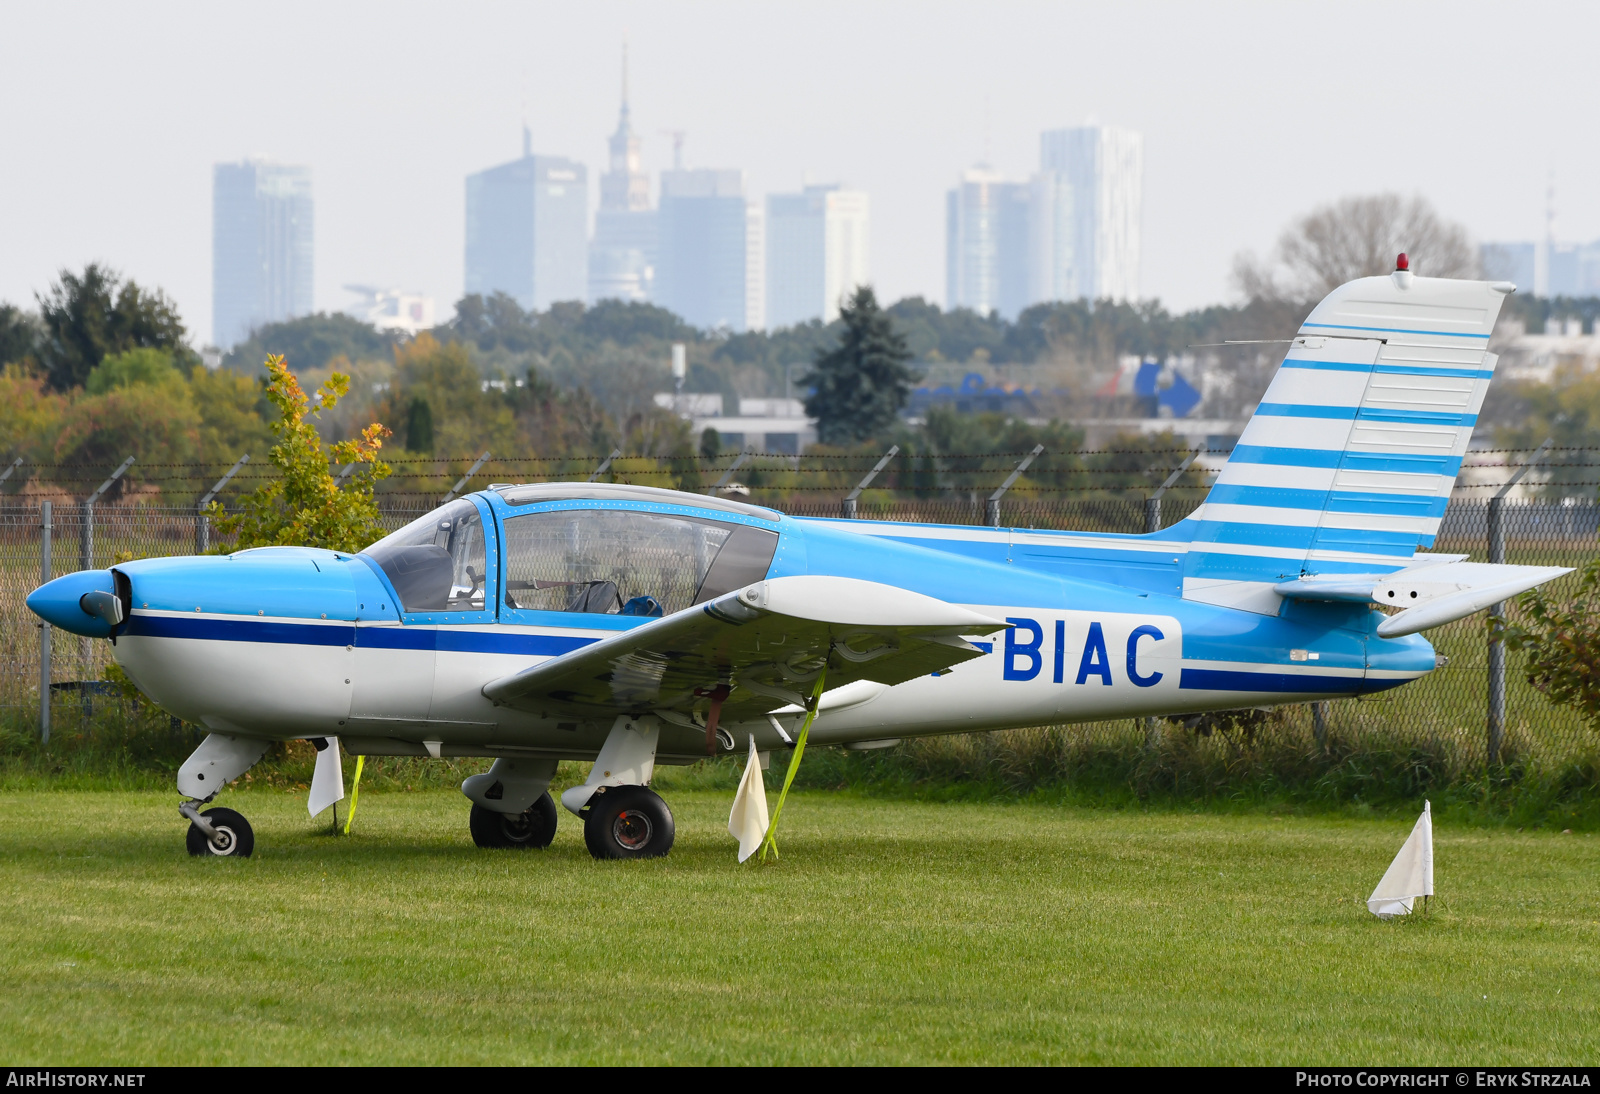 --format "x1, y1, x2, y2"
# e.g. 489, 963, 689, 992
27, 570, 118, 638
